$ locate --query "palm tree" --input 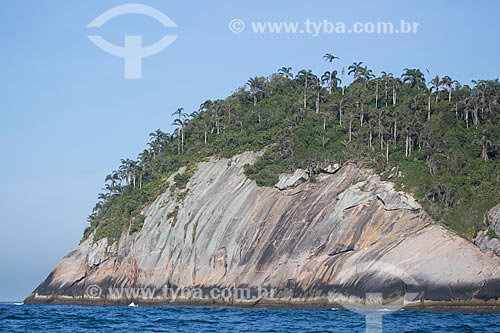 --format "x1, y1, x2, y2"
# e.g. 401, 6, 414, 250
441, 76, 457, 102
321, 70, 341, 90
401, 68, 425, 89
404, 100, 422, 157
119, 158, 138, 188
341, 67, 346, 95
295, 69, 314, 109
356, 100, 366, 127
247, 77, 265, 106
338, 98, 345, 125
423, 87, 432, 120
310, 75, 324, 114
172, 119, 183, 154
321, 71, 330, 87
381, 71, 393, 107
344, 106, 355, 142
277, 67, 293, 79
388, 109, 403, 146
473, 80, 488, 120
323, 53, 340, 93
392, 78, 402, 105
172, 108, 189, 154
348, 62, 364, 80
199, 100, 213, 113
360, 66, 375, 92
371, 78, 380, 109
97, 192, 110, 202
138, 149, 152, 182
361, 66, 375, 81
105, 171, 120, 194
430, 75, 441, 102
136, 164, 144, 189
148, 129, 167, 158
375, 107, 386, 149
